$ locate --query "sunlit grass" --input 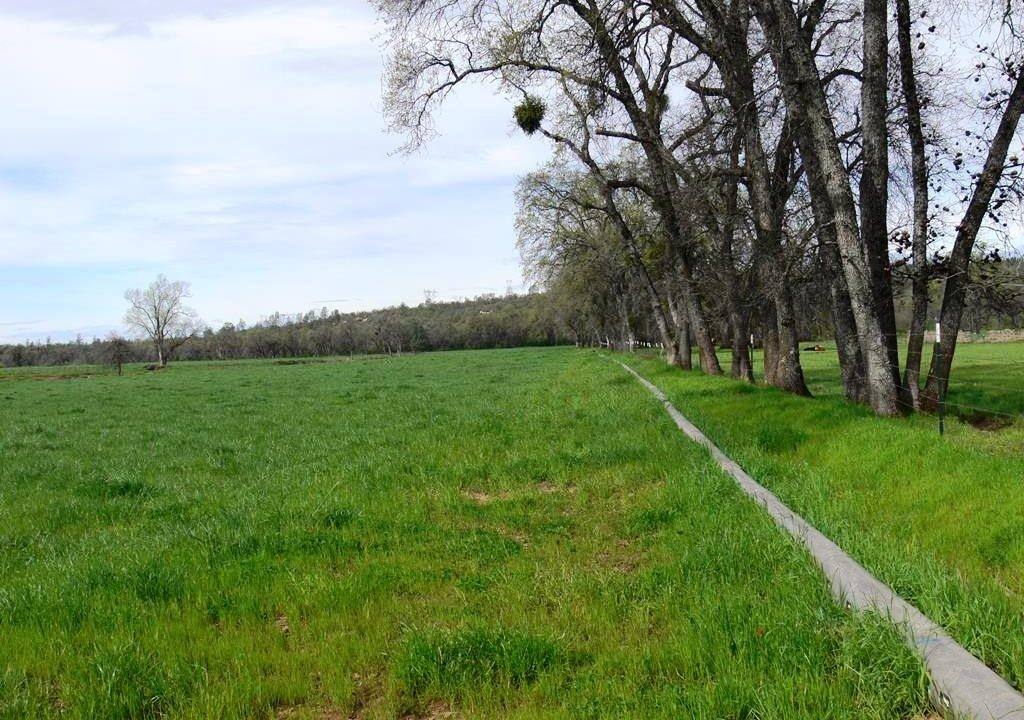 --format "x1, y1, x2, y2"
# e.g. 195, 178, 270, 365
0, 348, 927, 718
625, 340, 1024, 689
